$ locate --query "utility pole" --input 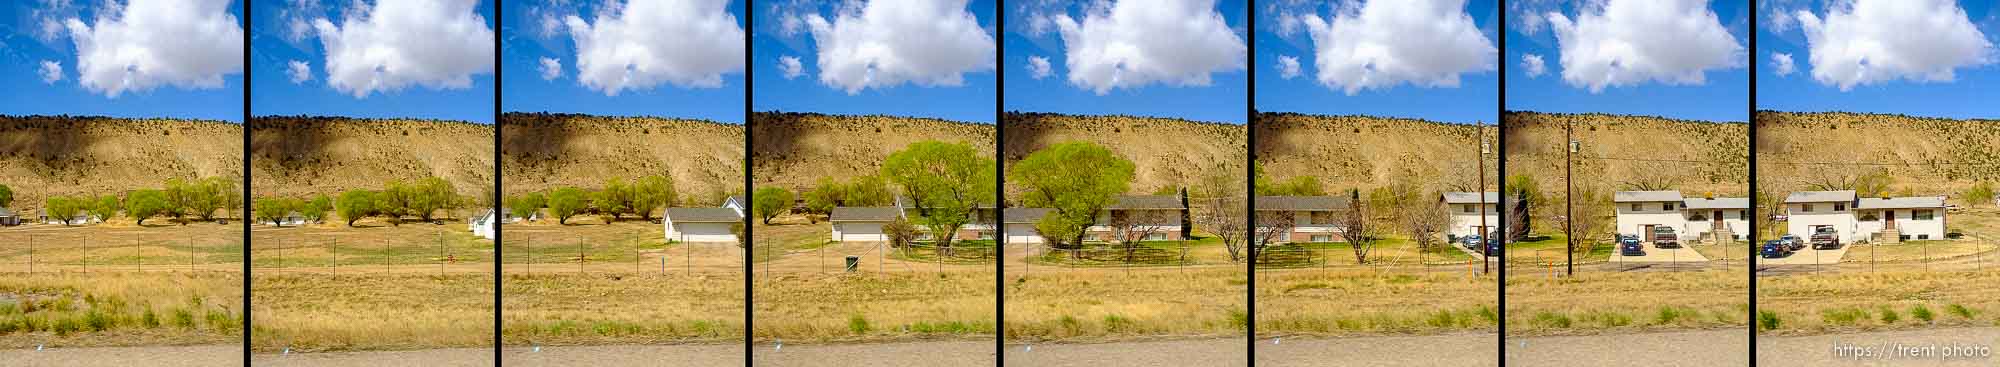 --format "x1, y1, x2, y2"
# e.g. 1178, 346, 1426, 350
1478, 121, 1490, 274
1566, 120, 1576, 276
